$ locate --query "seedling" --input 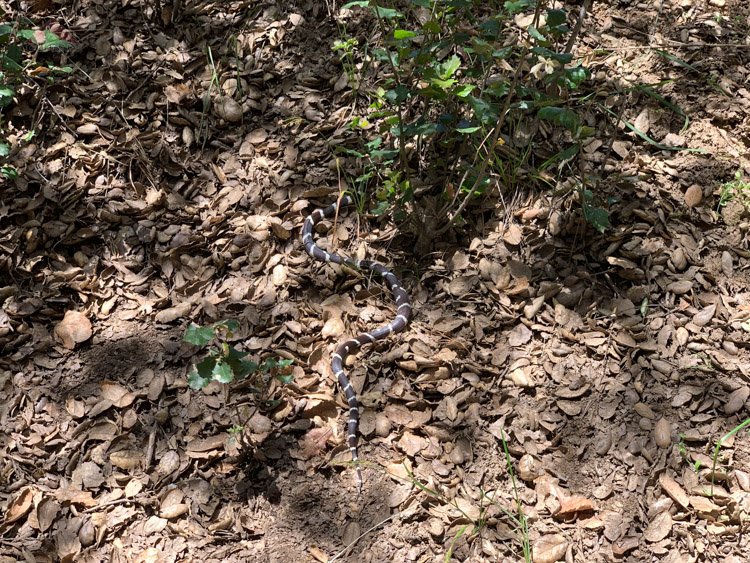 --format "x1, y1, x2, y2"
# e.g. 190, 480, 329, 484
709, 418, 750, 496
718, 171, 750, 210
183, 320, 293, 391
